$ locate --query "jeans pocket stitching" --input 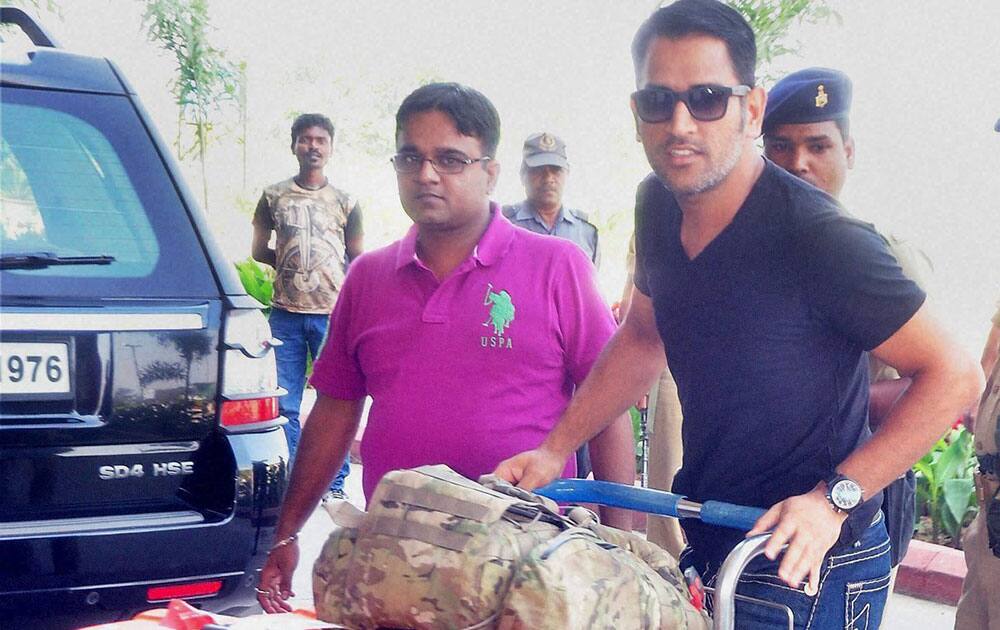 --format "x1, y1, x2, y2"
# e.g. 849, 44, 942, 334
843, 572, 891, 630
803, 565, 835, 630
828, 538, 891, 568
